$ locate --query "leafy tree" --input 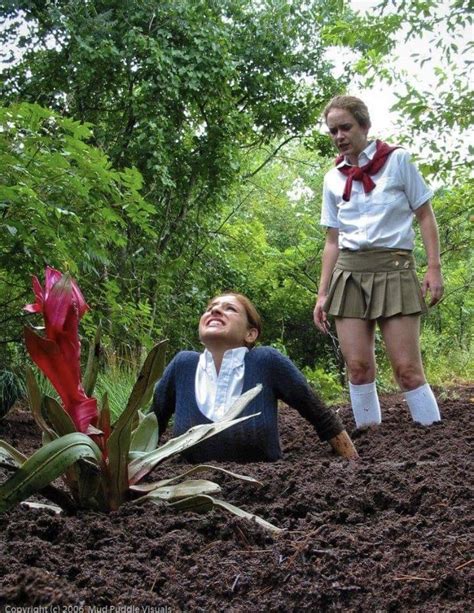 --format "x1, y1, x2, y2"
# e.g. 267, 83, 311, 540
0, 102, 156, 364
0, 0, 358, 355
1, 1, 470, 394
346, 0, 473, 178
0, 0, 344, 244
